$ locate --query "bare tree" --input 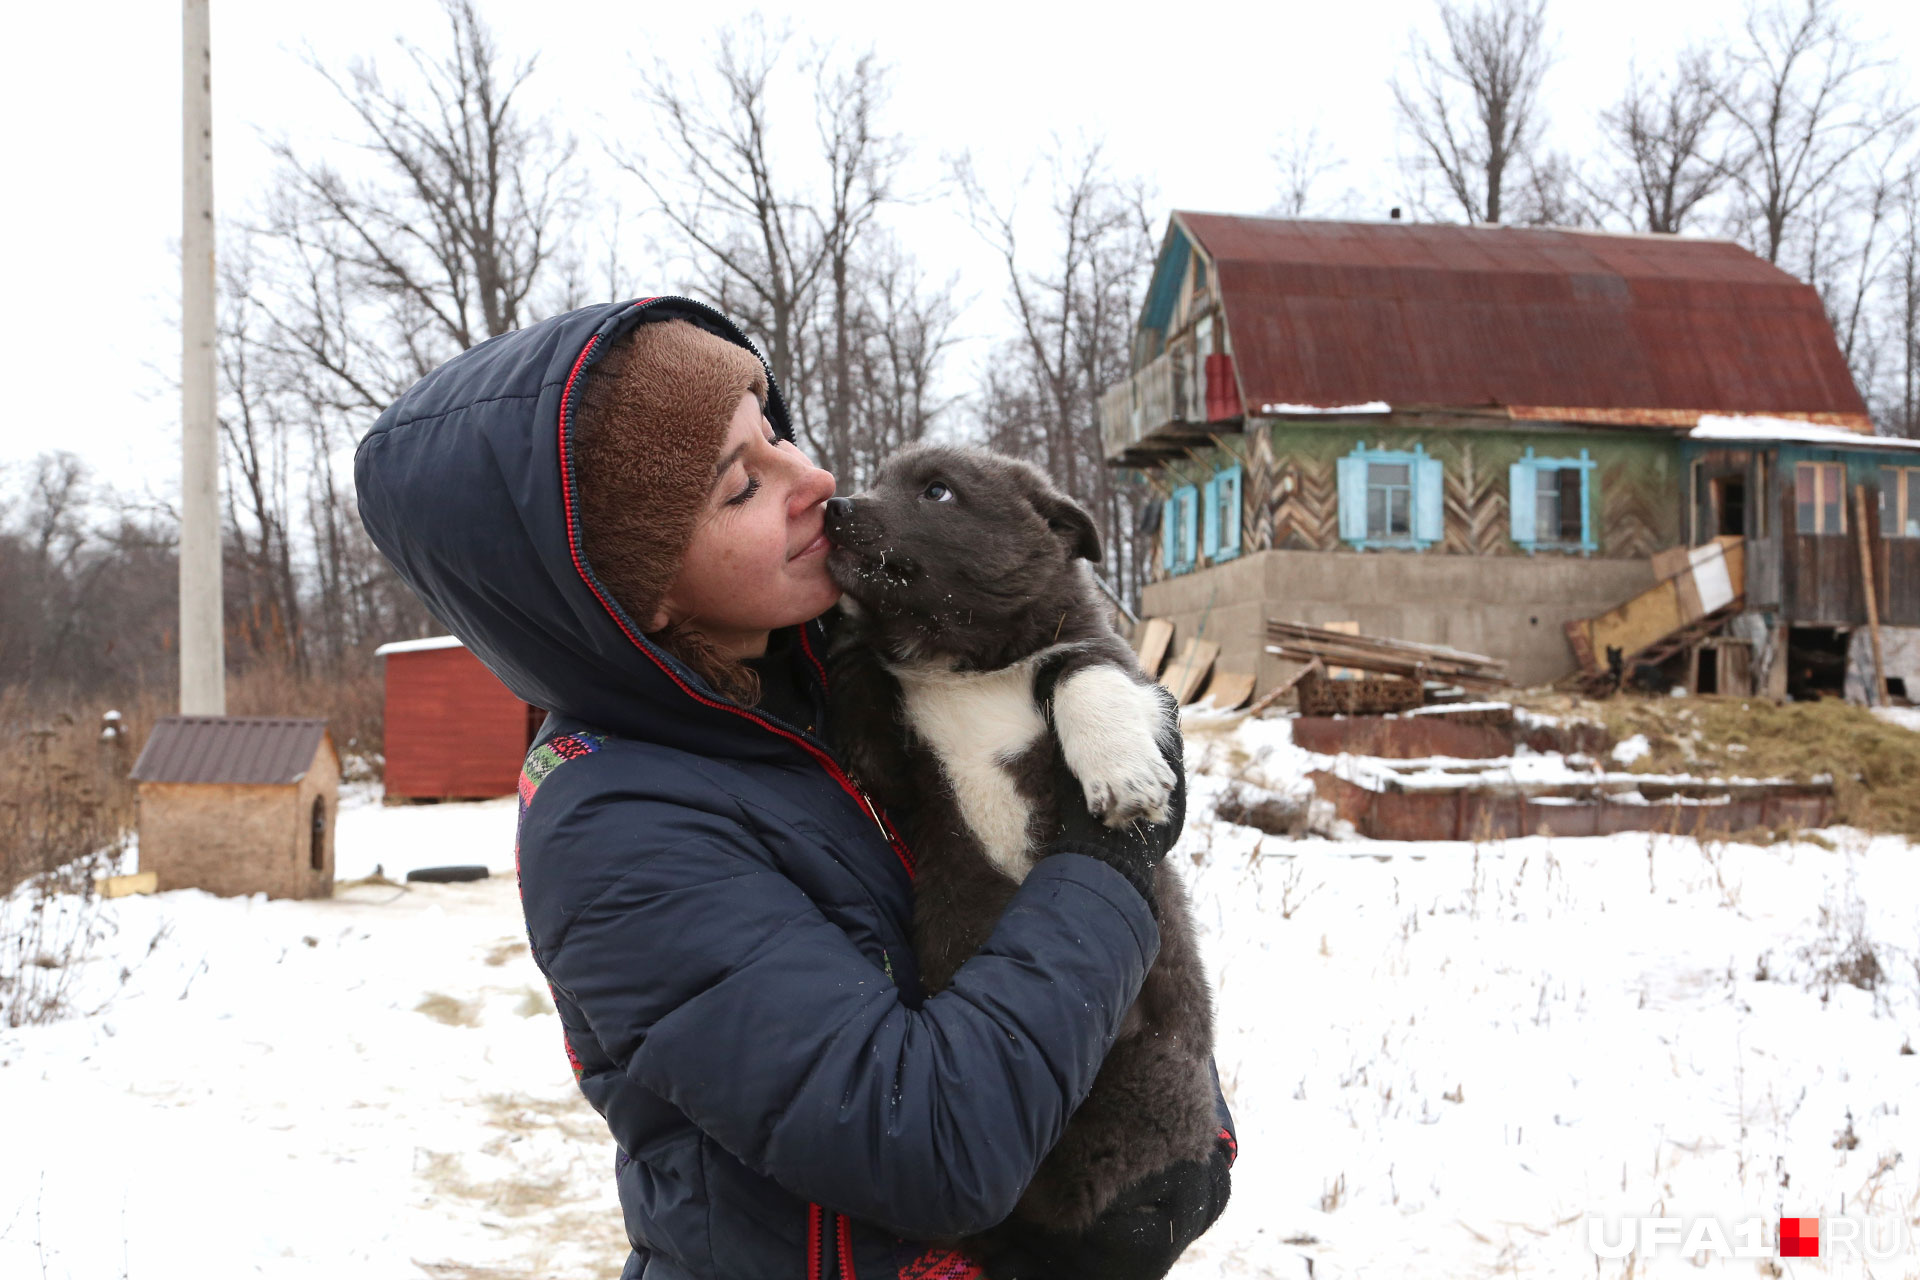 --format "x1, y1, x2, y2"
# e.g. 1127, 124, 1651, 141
1892, 170, 1920, 436
1716, 0, 1914, 265
615, 20, 828, 412
958, 143, 1159, 604
1271, 126, 1345, 218
1392, 0, 1554, 224
269, 0, 577, 372
616, 20, 952, 488
218, 243, 305, 672
222, 0, 571, 673
844, 239, 962, 465
1592, 52, 1735, 233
